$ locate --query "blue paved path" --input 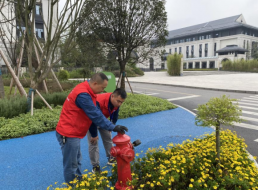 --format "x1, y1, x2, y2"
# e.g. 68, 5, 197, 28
0, 108, 214, 190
